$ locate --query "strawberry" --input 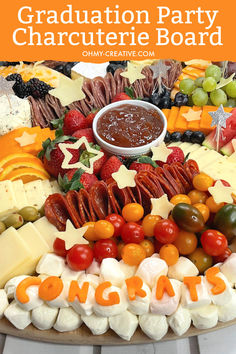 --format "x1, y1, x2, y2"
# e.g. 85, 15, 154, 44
63, 110, 87, 135
100, 156, 123, 181
79, 146, 108, 175
59, 168, 98, 193
86, 109, 99, 128
111, 92, 132, 103
72, 128, 95, 144
129, 156, 157, 173
166, 147, 185, 165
